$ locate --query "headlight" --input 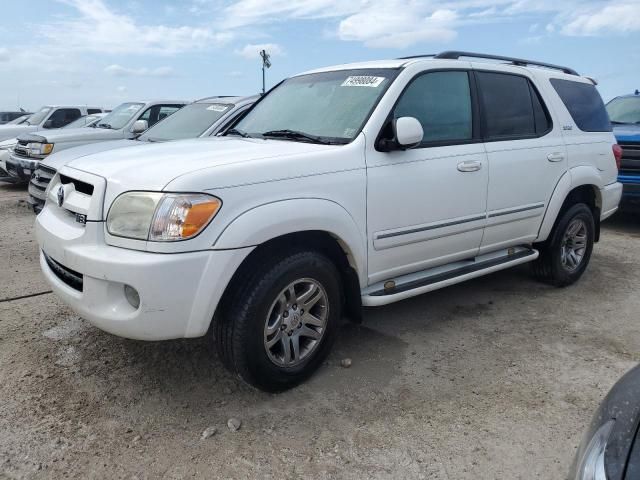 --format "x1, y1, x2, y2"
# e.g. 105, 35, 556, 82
573, 420, 614, 480
106, 192, 222, 241
0, 143, 16, 151
27, 143, 54, 156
